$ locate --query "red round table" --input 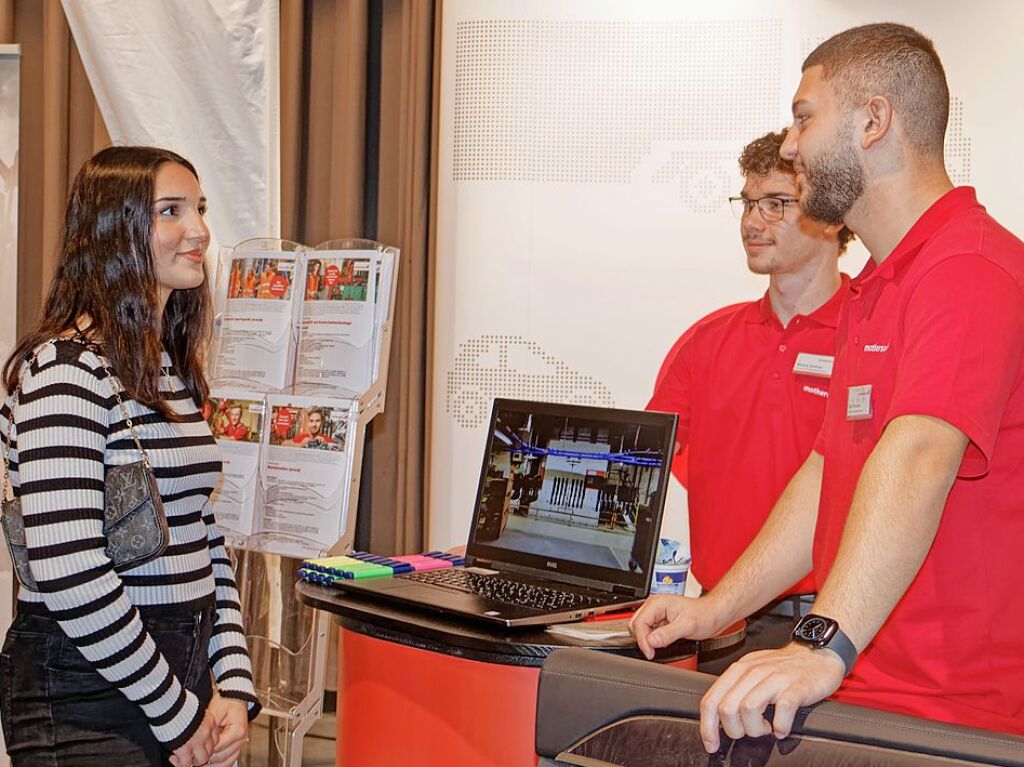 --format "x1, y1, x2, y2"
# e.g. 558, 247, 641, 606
297, 581, 744, 767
